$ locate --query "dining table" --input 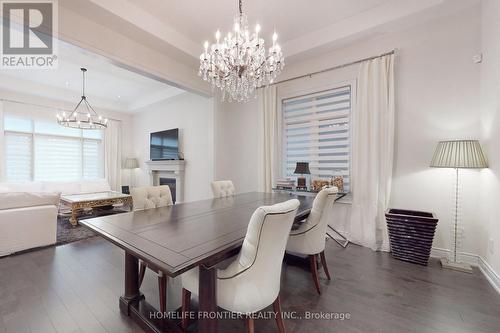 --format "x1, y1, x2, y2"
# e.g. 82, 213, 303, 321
80, 191, 325, 333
